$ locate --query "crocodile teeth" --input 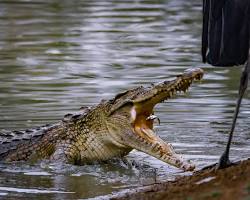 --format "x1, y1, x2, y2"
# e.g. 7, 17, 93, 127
146, 114, 158, 120
146, 114, 160, 125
